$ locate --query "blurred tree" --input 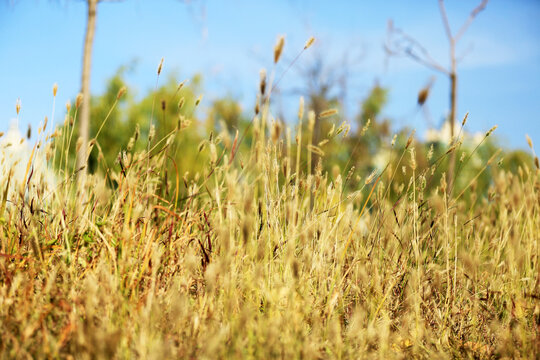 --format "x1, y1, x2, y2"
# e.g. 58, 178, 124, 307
206, 96, 244, 132
385, 0, 489, 188
348, 83, 392, 170
293, 53, 345, 174
57, 70, 209, 196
